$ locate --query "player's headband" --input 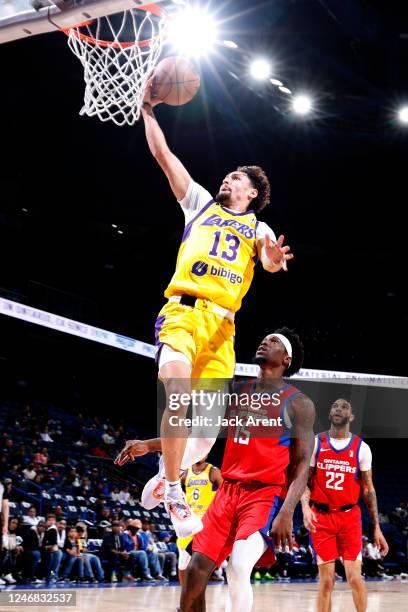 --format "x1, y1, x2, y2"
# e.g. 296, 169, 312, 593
271, 334, 293, 358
